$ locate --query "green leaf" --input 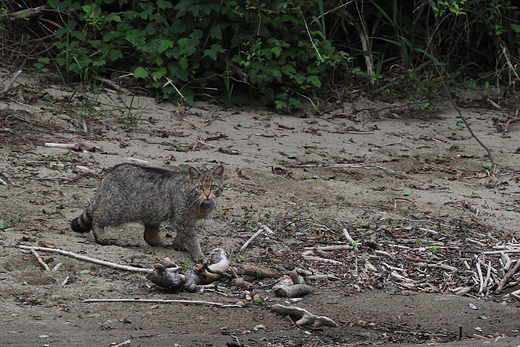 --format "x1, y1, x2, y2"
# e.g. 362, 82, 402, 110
157, 0, 174, 9
153, 67, 167, 79
307, 75, 322, 87
482, 162, 492, 169
275, 100, 287, 110
203, 44, 225, 60
133, 67, 148, 78
158, 40, 174, 53
103, 31, 122, 41
271, 46, 282, 58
